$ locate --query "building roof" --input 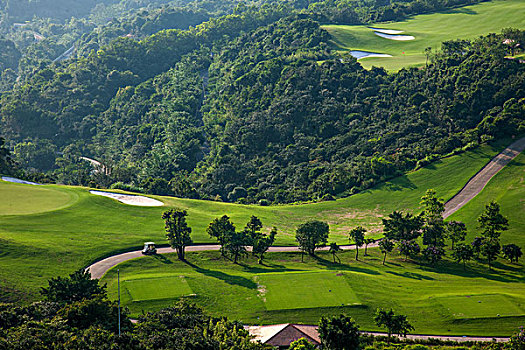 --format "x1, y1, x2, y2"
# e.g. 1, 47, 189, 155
245, 324, 320, 347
